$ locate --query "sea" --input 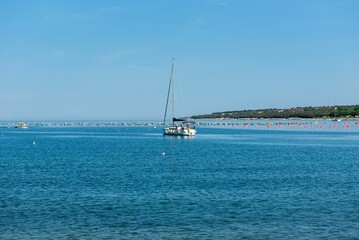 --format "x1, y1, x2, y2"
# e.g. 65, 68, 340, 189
1, 121, 359, 239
